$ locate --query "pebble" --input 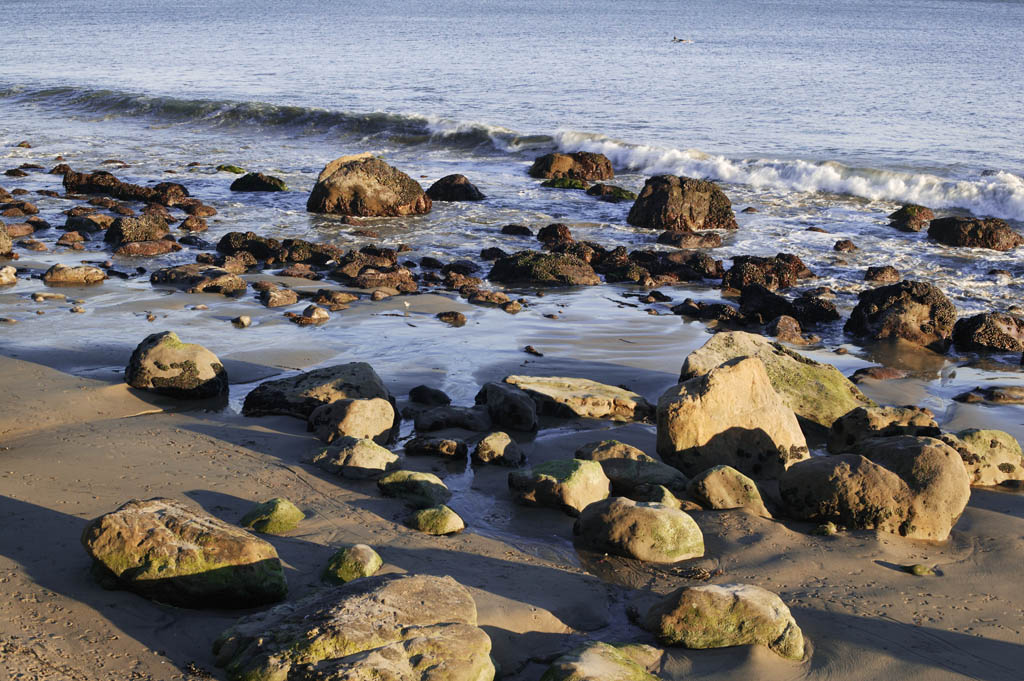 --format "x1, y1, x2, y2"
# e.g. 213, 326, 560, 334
232, 315, 252, 328
70, 305, 85, 314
